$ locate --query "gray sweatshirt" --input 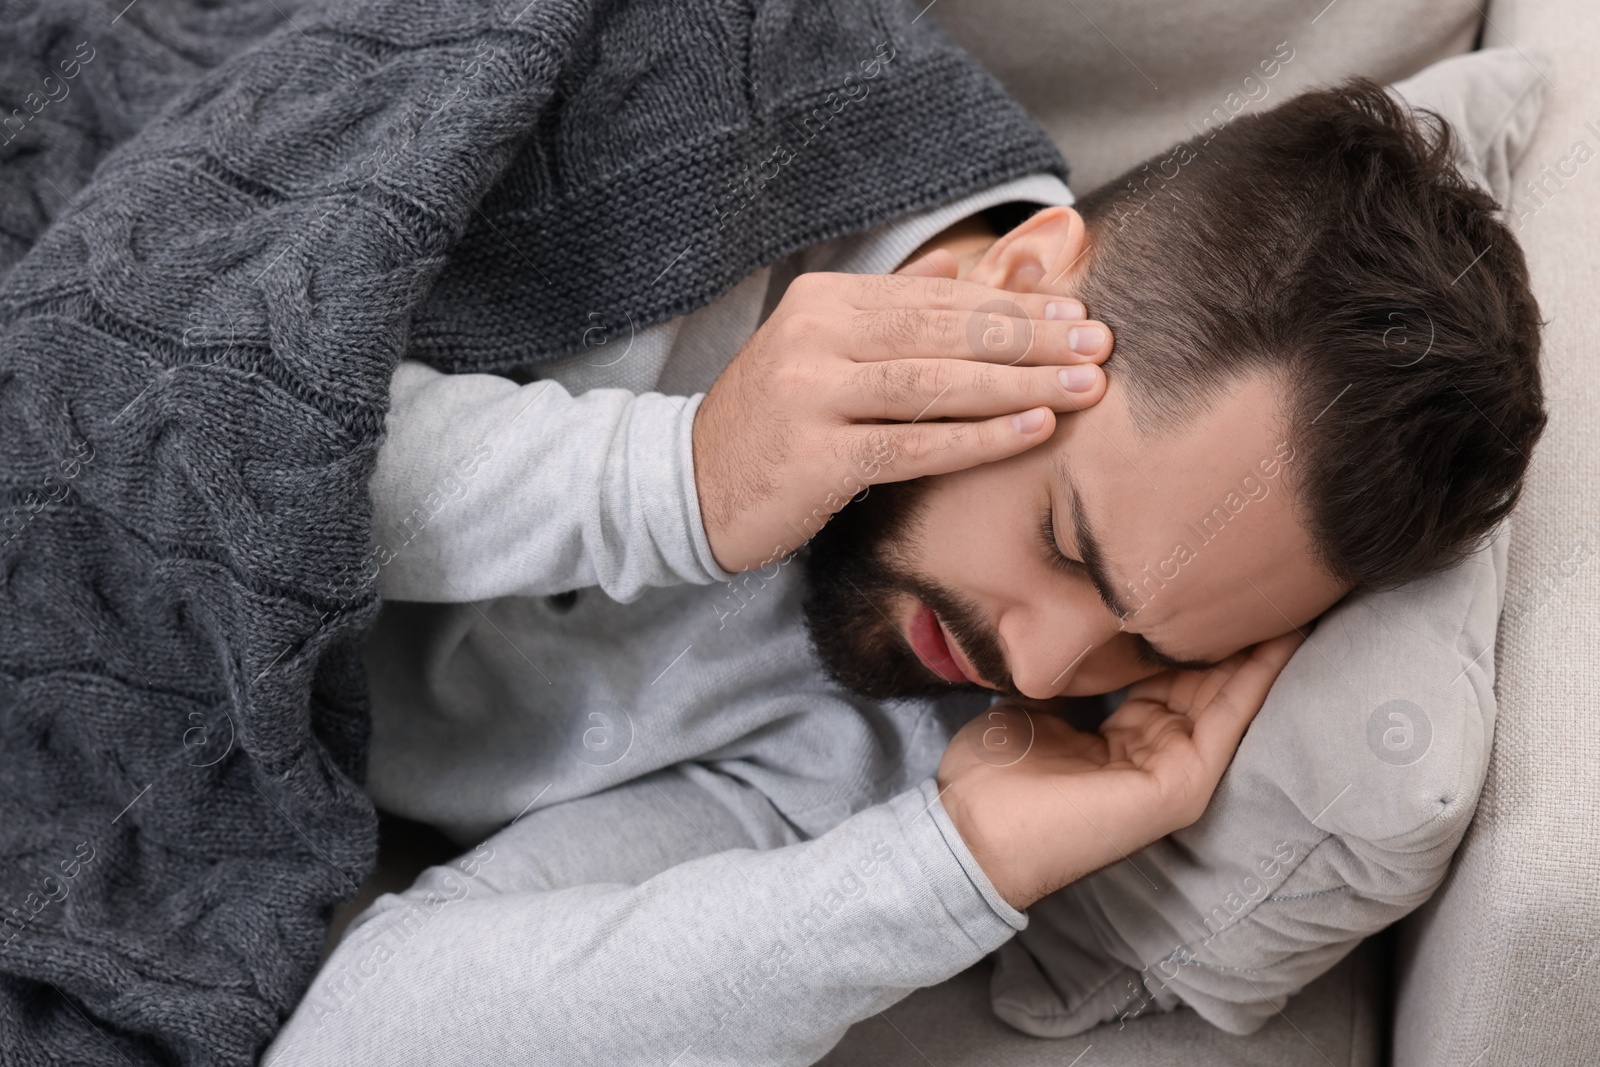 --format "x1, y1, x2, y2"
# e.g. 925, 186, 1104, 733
268, 172, 1076, 1066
